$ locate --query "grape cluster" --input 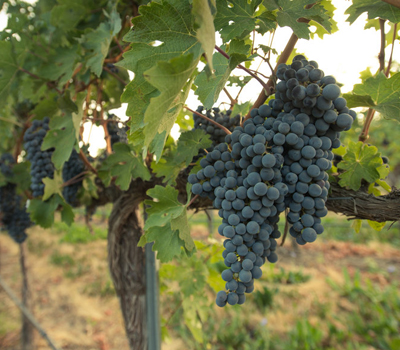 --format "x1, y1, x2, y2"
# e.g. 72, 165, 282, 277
106, 115, 128, 147
189, 55, 355, 306
193, 106, 241, 147
0, 154, 31, 243
62, 149, 85, 205
274, 55, 355, 245
23, 117, 54, 197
